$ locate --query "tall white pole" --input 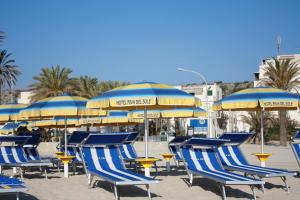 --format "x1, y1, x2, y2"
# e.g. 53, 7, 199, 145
144, 108, 148, 158
260, 110, 264, 154
177, 67, 211, 137
64, 116, 67, 156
